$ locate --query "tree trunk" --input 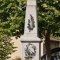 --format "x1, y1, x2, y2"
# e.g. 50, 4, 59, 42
45, 29, 51, 60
